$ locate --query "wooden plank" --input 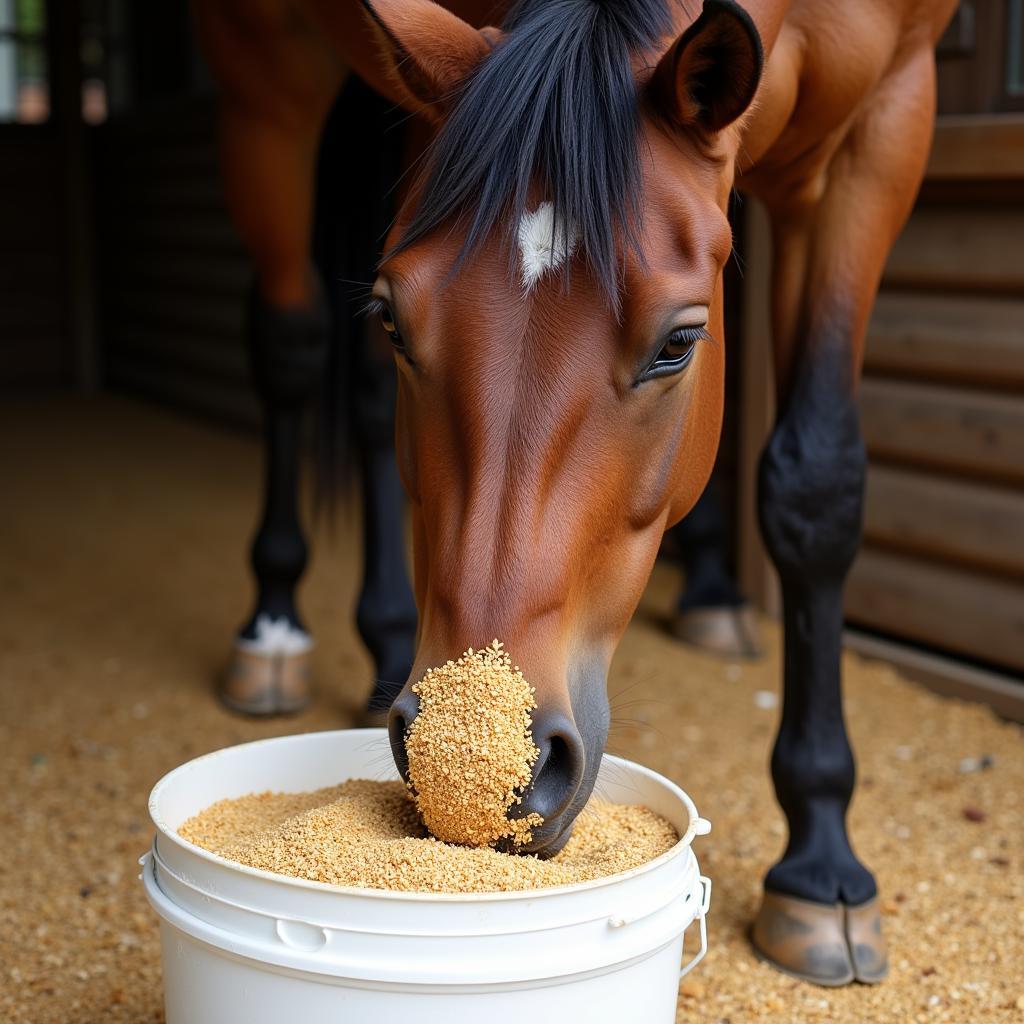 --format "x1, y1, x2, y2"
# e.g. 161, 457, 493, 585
866, 292, 1024, 390
847, 548, 1024, 672
106, 361, 259, 428
94, 100, 256, 414
927, 114, 1024, 180
0, 181, 63, 209
107, 289, 244, 339
0, 138, 68, 388
53, 0, 100, 393
0, 141, 61, 178
100, 126, 218, 154
0, 340, 70, 384
97, 140, 219, 178
106, 326, 248, 382
0, 218, 63, 246
859, 379, 1024, 483
95, 176, 226, 212
0, 287, 65, 317
108, 255, 250, 298
99, 214, 243, 254
99, 99, 217, 141
0, 310, 68, 339
864, 464, 1024, 577
844, 630, 1024, 724
883, 207, 1024, 293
